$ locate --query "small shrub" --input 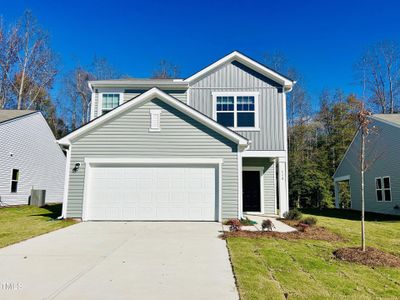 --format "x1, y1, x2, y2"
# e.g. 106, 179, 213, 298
298, 223, 310, 232
261, 219, 275, 231
301, 217, 318, 226
240, 217, 257, 226
283, 208, 303, 220
227, 219, 242, 232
